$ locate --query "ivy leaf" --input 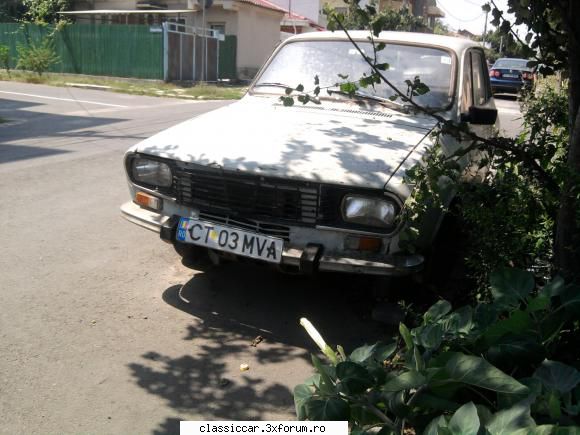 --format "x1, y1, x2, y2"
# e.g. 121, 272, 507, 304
336, 361, 374, 394
486, 403, 535, 435
297, 94, 310, 105
490, 268, 535, 309
423, 300, 452, 323
376, 42, 386, 51
445, 352, 529, 395
293, 384, 312, 420
424, 415, 448, 435
382, 370, 426, 393
284, 87, 293, 95
482, 3, 491, 13
399, 323, 414, 351
448, 402, 480, 435
314, 74, 319, 85
534, 360, 580, 394
349, 343, 378, 363
306, 398, 350, 421
337, 73, 349, 80
279, 96, 294, 106
295, 84, 304, 92
313, 86, 320, 96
